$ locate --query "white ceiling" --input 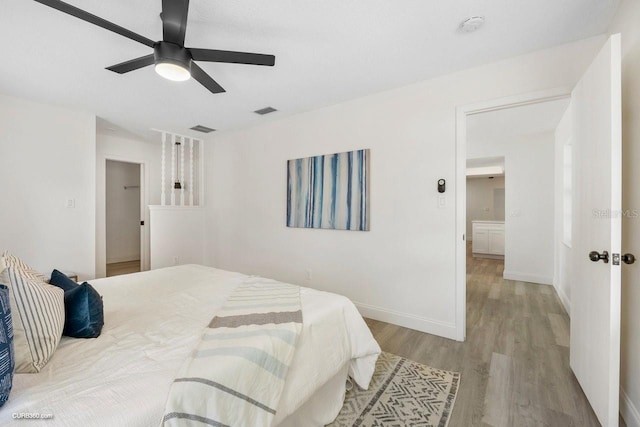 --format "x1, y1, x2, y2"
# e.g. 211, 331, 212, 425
0, 0, 619, 140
